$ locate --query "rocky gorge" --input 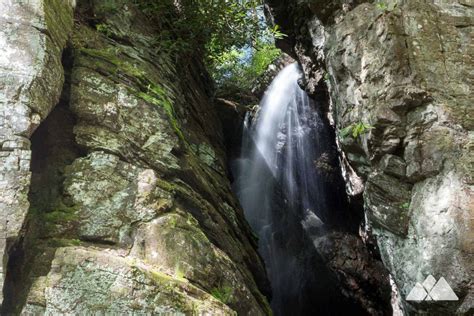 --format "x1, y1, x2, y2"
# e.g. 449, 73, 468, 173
0, 0, 472, 315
